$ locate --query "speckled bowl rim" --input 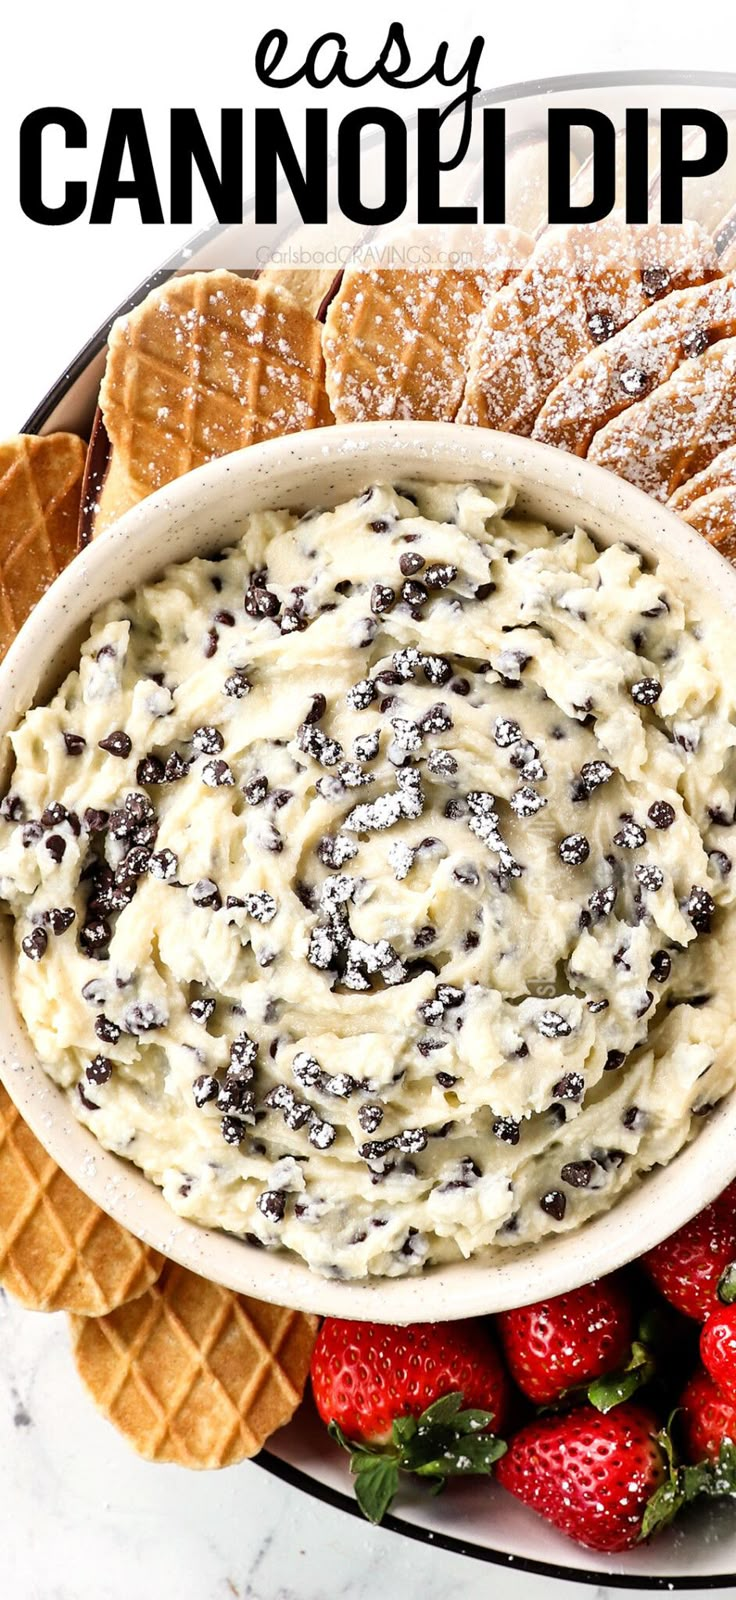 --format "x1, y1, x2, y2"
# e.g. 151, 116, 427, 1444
2, 420, 736, 1321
